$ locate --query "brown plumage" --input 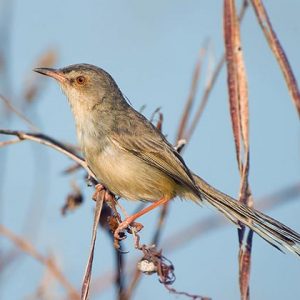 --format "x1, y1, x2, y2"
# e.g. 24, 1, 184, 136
34, 63, 300, 256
